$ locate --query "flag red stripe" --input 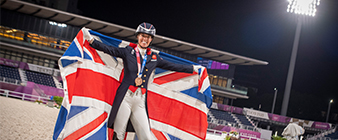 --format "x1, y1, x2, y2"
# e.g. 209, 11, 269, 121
76, 30, 84, 49
64, 112, 107, 140
153, 72, 196, 85
119, 69, 124, 82
147, 91, 207, 139
151, 129, 167, 140
66, 68, 118, 104
129, 42, 137, 48
83, 41, 105, 65
198, 69, 208, 91
108, 128, 114, 140
123, 132, 127, 140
